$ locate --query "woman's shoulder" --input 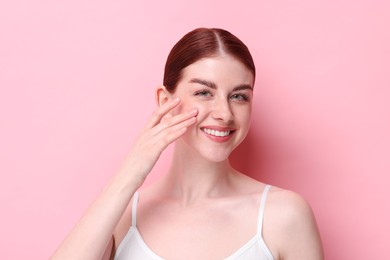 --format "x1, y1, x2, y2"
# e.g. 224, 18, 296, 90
268, 186, 312, 214
265, 186, 323, 259
234, 177, 315, 223
266, 186, 317, 231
